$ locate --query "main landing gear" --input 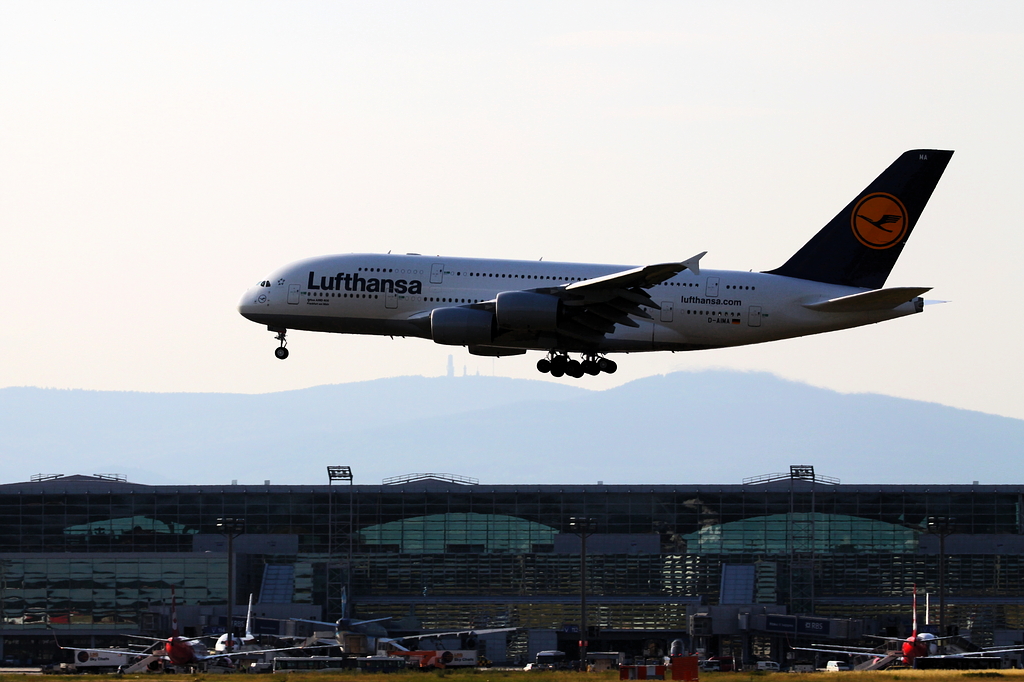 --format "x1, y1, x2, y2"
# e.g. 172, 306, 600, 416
272, 329, 289, 359
536, 353, 617, 378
